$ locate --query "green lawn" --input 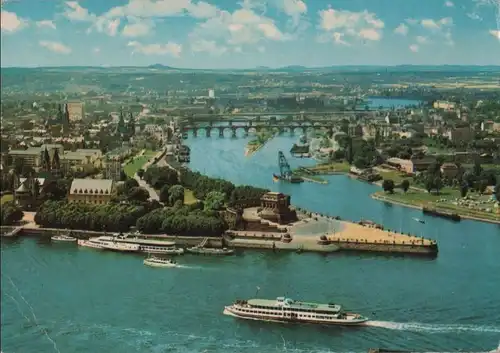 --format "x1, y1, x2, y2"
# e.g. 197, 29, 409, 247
184, 189, 198, 205
374, 189, 500, 222
0, 194, 14, 205
378, 169, 413, 185
123, 150, 158, 178
309, 161, 351, 173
